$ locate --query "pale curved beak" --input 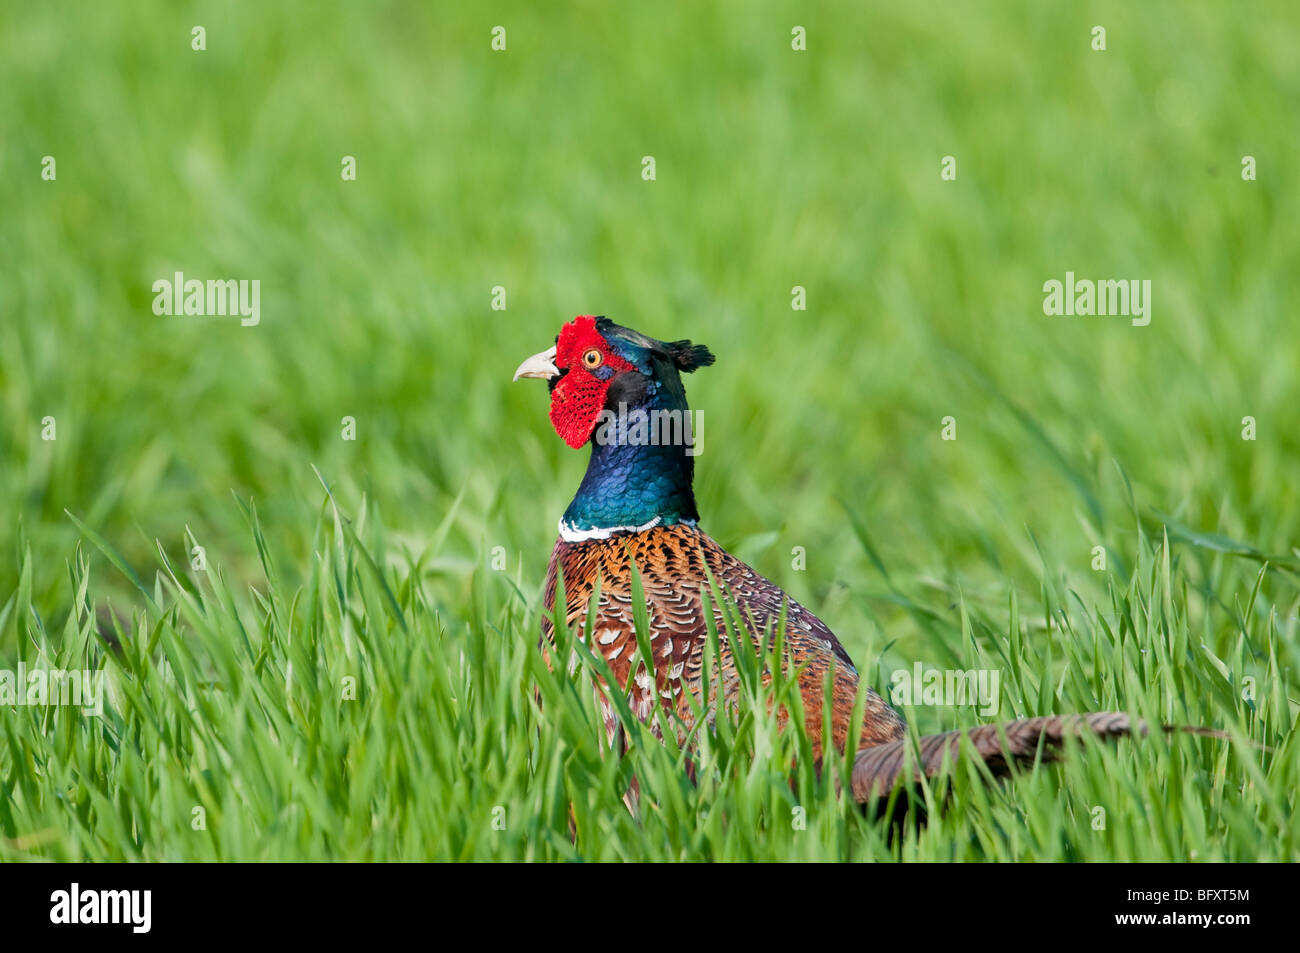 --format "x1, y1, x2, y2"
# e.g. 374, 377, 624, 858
513, 345, 559, 382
